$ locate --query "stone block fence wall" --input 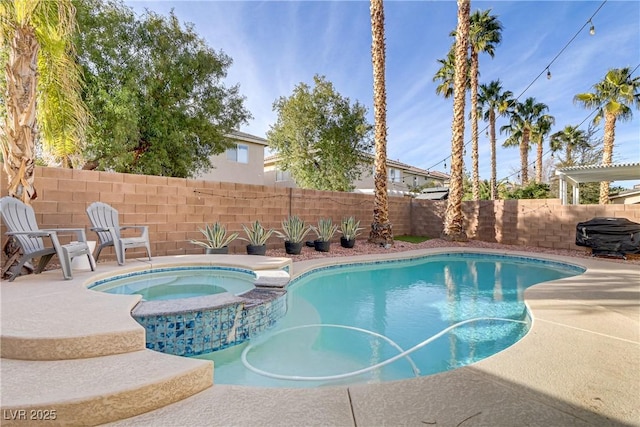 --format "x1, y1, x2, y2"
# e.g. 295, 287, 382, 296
1, 165, 638, 262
